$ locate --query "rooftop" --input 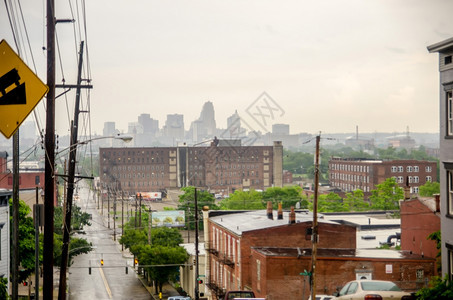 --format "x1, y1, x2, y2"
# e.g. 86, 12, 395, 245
209, 210, 340, 235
